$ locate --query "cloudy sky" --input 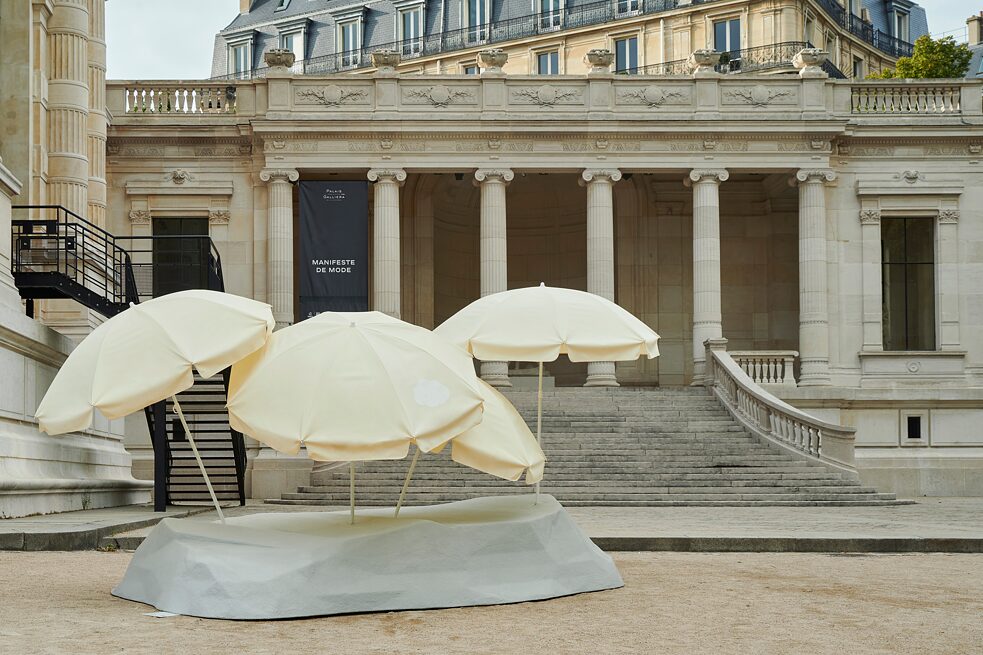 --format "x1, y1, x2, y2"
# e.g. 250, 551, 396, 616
105, 0, 983, 80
